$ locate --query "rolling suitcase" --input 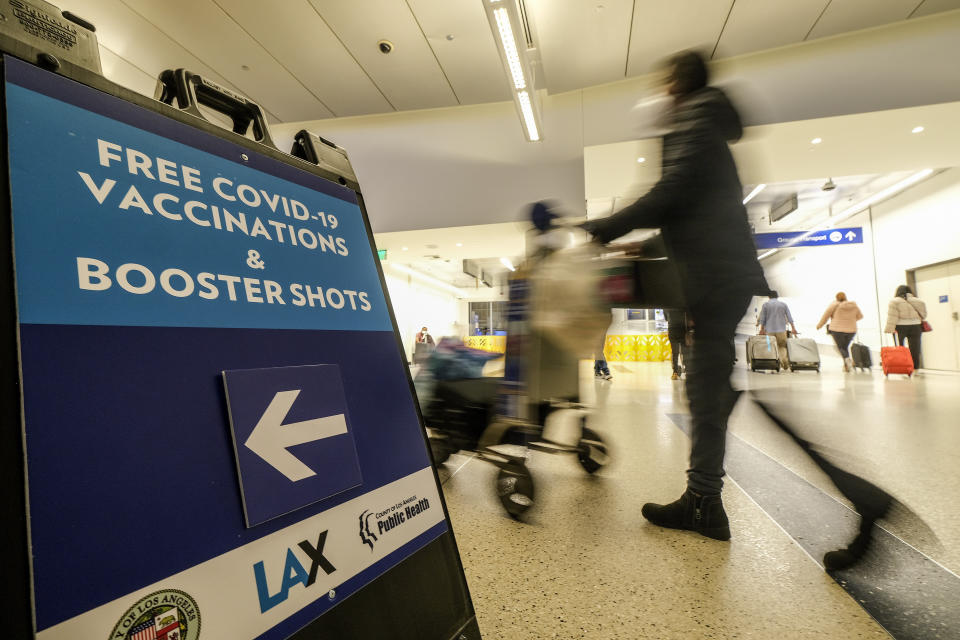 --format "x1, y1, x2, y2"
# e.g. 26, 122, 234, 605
786, 337, 820, 372
881, 346, 914, 377
851, 342, 872, 371
747, 335, 780, 372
